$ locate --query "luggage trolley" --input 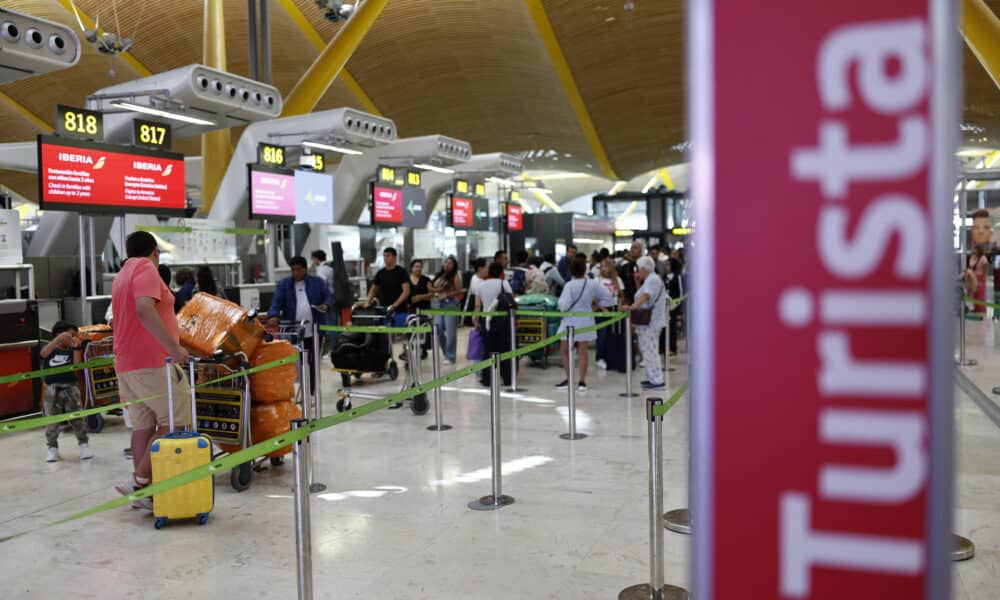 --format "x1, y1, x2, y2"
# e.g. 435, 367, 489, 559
330, 304, 400, 388
191, 352, 265, 492
262, 318, 314, 405
335, 313, 429, 416
80, 336, 122, 433
515, 294, 561, 368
